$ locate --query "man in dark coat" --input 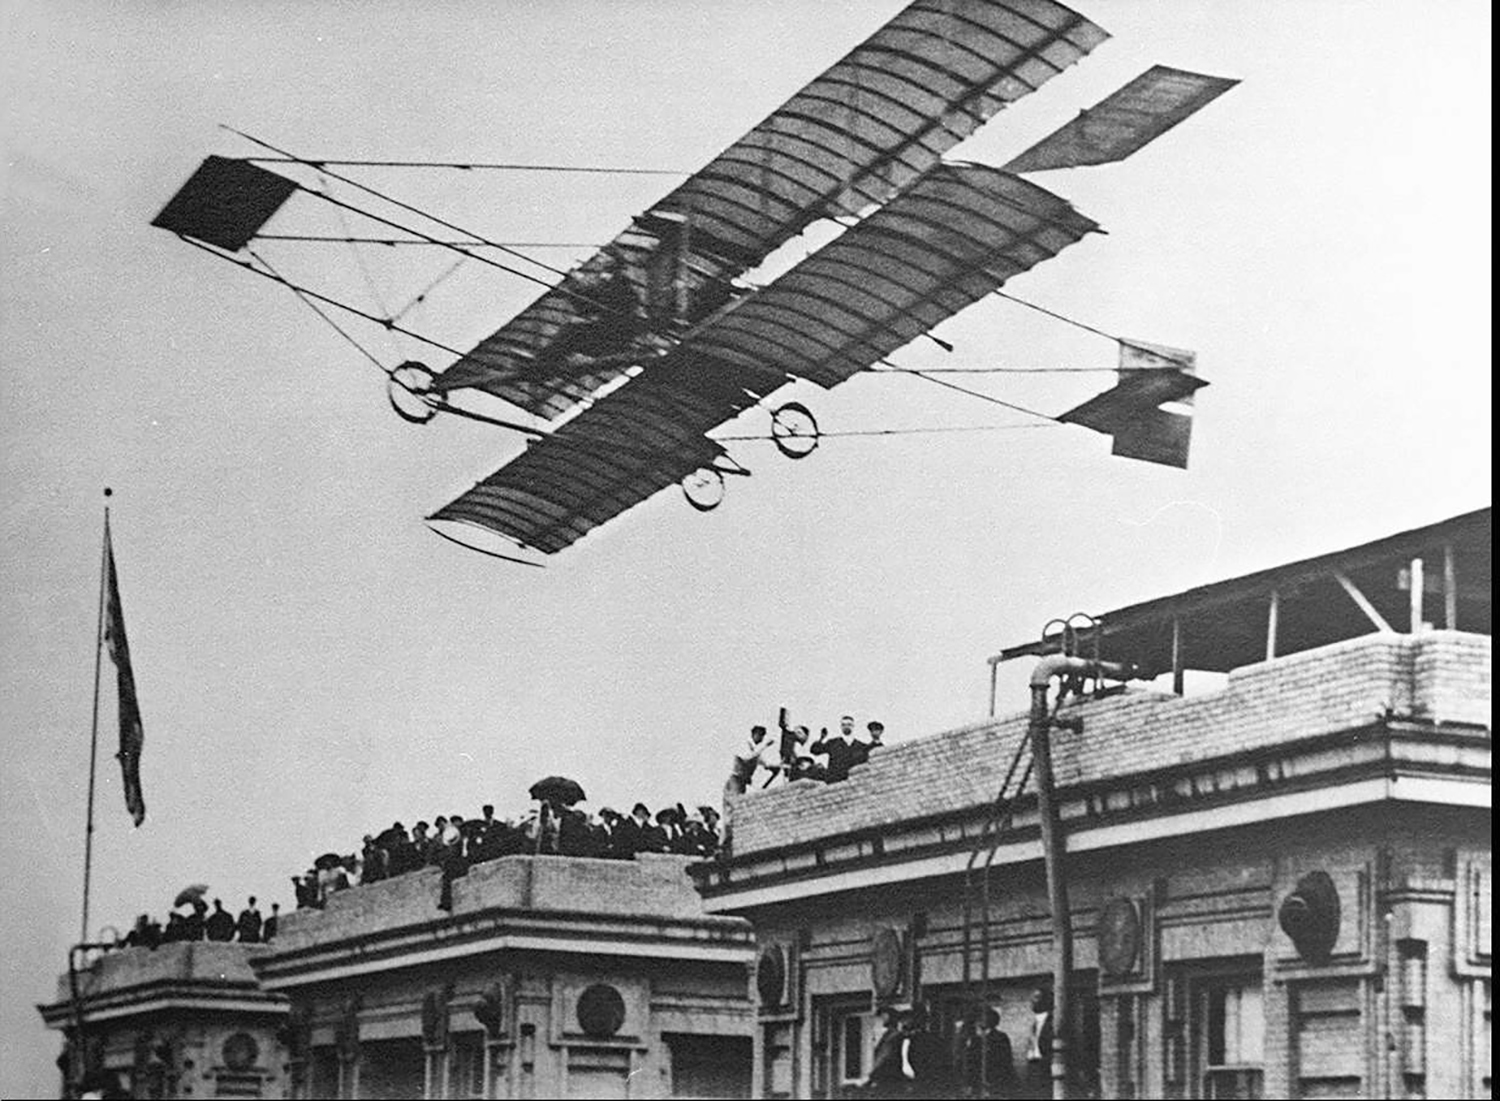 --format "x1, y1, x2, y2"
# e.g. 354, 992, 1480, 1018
961, 1006, 1018, 1099
236, 897, 263, 943
865, 1008, 914, 1098
181, 900, 207, 941
811, 716, 865, 782
261, 903, 280, 943
905, 1004, 956, 1097
204, 899, 235, 942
